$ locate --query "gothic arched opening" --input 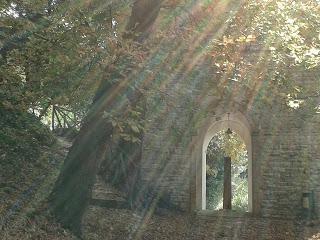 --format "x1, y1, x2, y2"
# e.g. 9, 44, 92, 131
196, 112, 253, 212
